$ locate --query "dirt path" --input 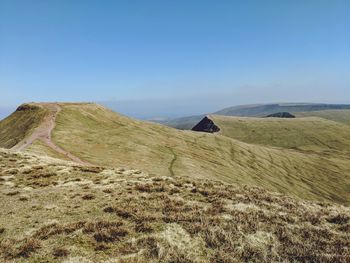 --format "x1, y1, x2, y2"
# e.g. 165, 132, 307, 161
167, 147, 177, 177
11, 103, 92, 166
